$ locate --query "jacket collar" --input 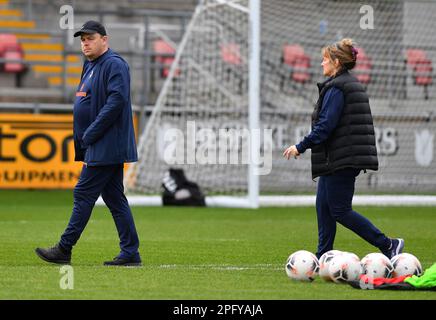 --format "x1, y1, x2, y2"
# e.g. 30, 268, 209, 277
317, 68, 348, 92
84, 48, 115, 67
93, 48, 112, 64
